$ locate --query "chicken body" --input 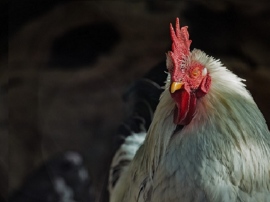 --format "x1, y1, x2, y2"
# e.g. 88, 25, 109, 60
109, 23, 270, 202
